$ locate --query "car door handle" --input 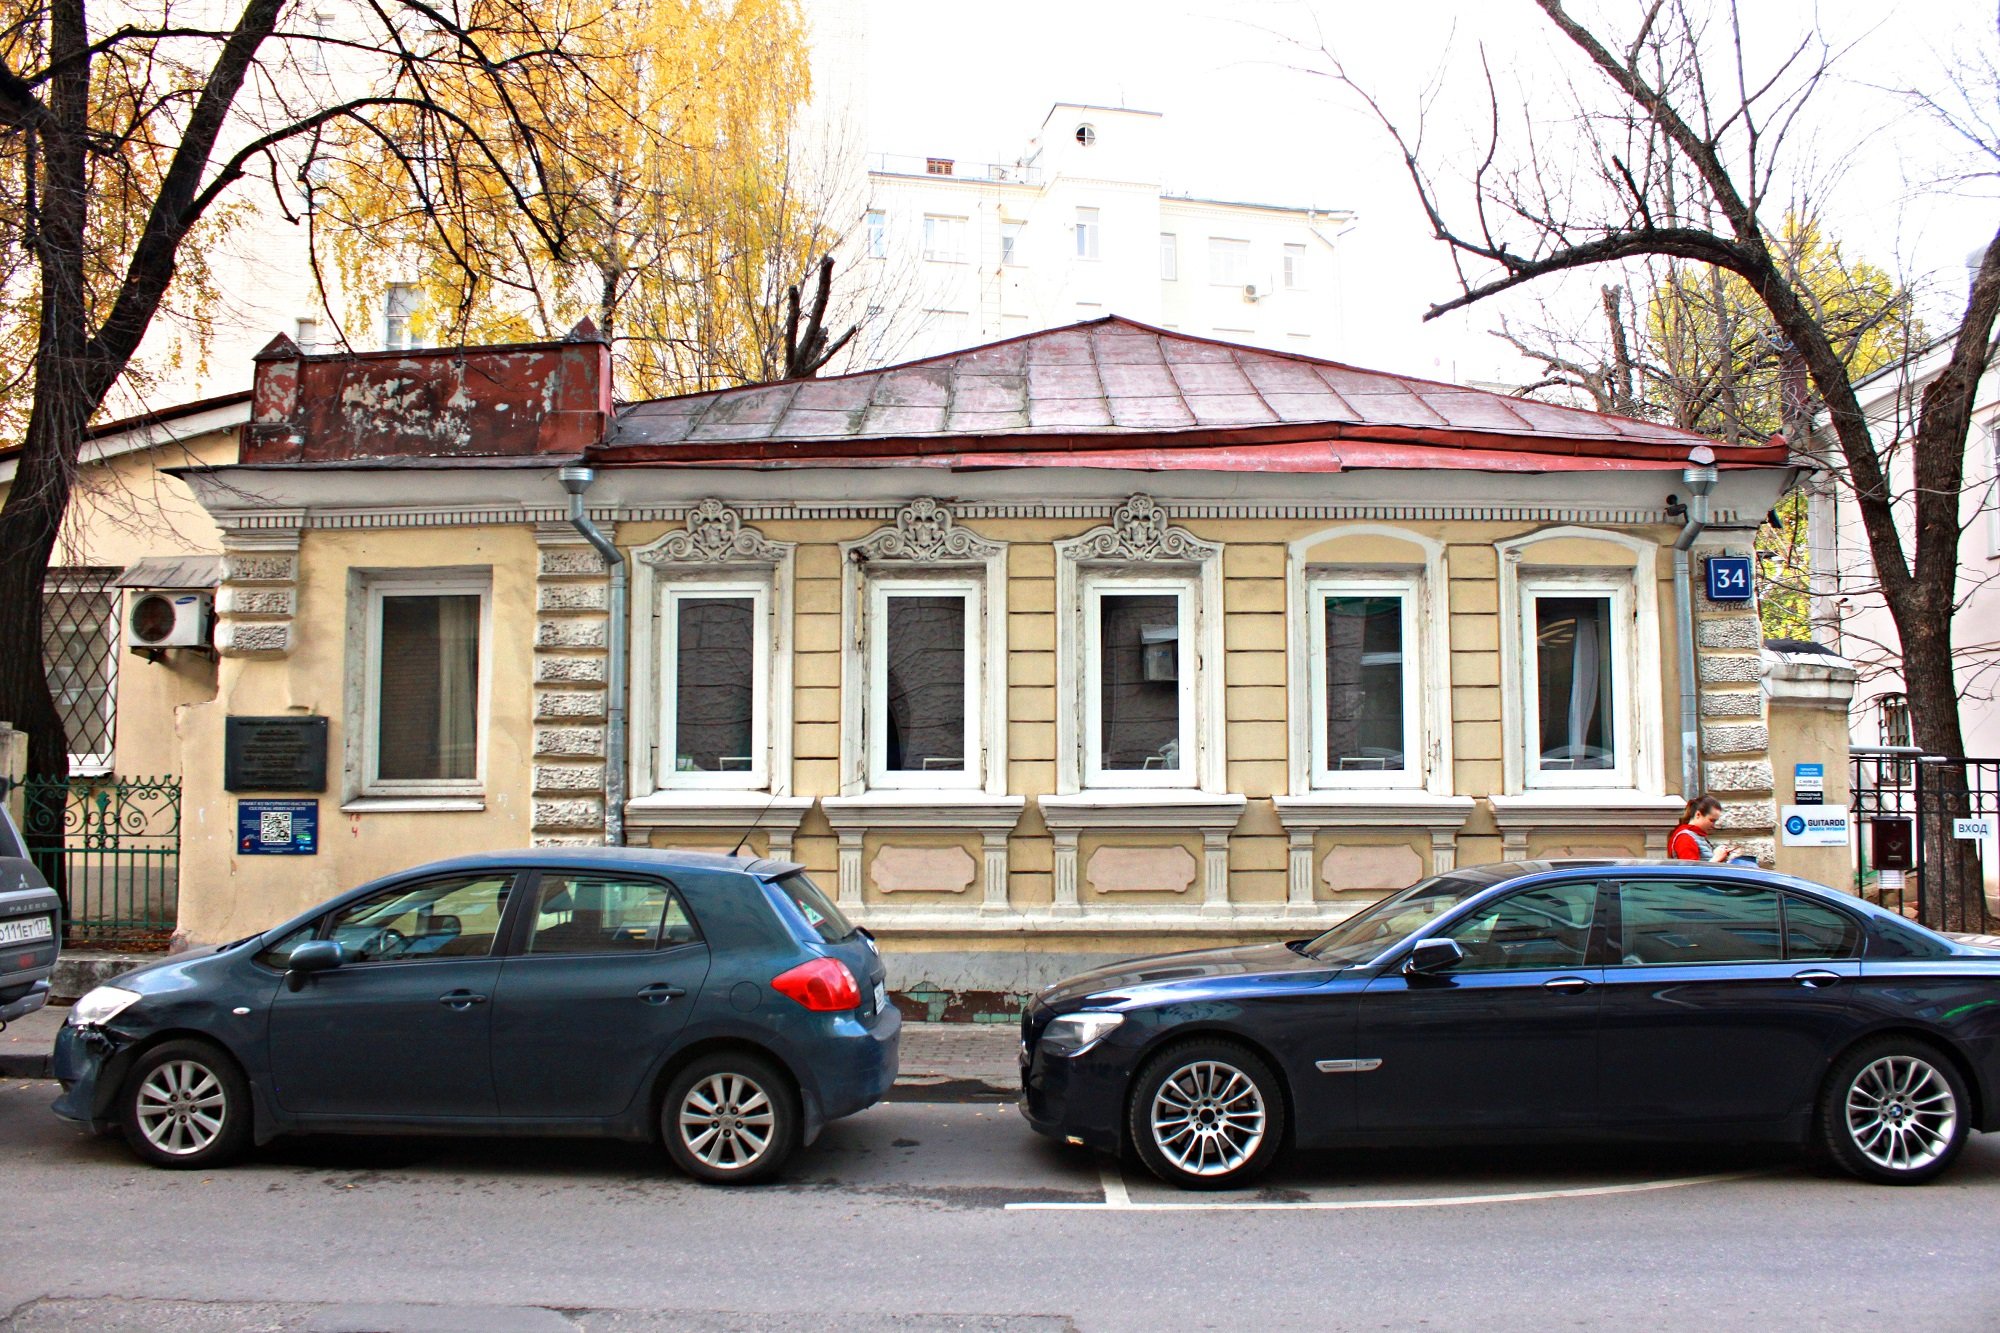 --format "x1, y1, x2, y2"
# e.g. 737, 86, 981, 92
1793, 970, 1843, 989
637, 983, 687, 1005
1543, 977, 1594, 993
438, 990, 488, 1009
